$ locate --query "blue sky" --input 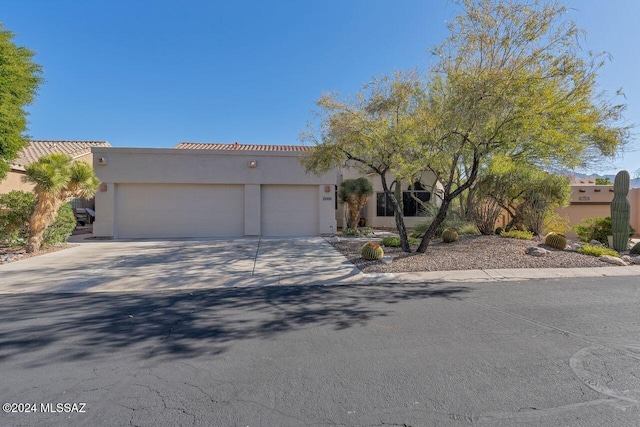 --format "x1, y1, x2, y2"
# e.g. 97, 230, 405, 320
2, 0, 638, 174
